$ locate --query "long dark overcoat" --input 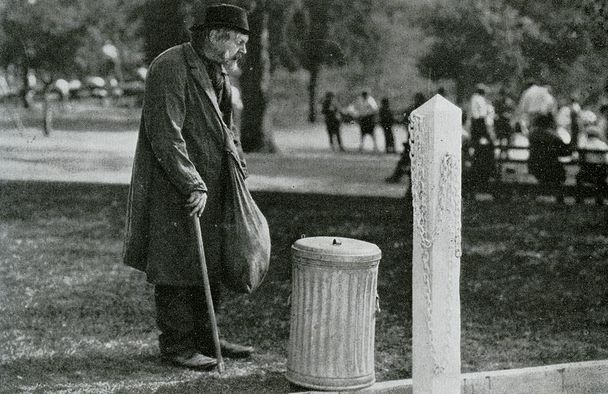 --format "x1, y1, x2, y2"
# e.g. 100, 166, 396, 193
123, 42, 245, 285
